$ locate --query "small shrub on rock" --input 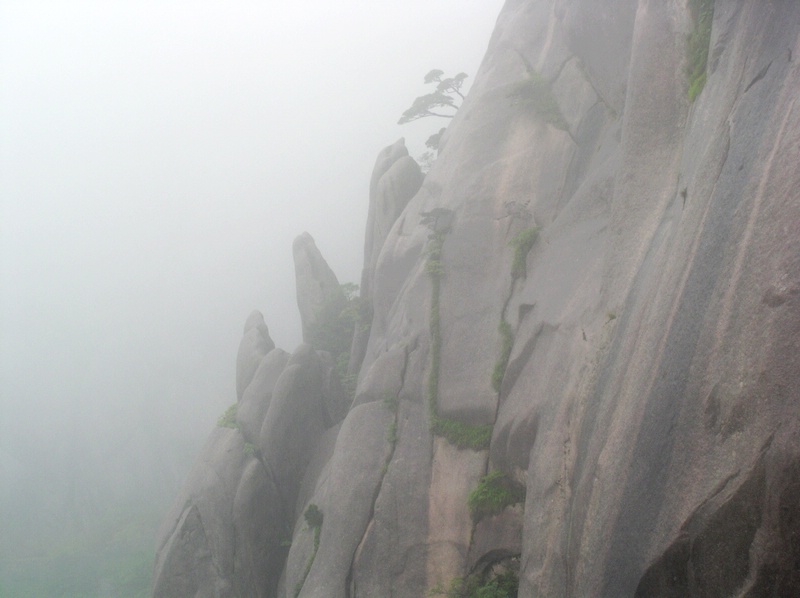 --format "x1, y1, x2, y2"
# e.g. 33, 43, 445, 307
468, 471, 525, 522
217, 403, 238, 429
